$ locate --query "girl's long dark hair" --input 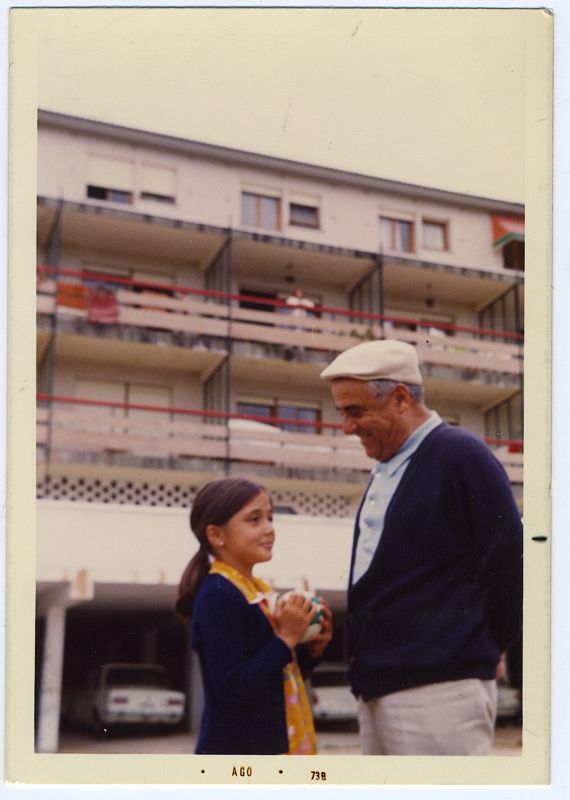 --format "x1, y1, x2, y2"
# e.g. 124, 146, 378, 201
175, 477, 267, 621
